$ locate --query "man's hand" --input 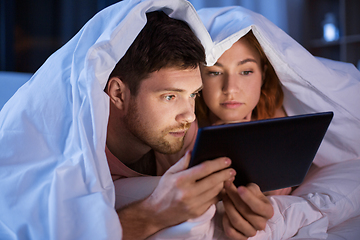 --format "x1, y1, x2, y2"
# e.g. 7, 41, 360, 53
222, 182, 274, 240
118, 151, 236, 240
